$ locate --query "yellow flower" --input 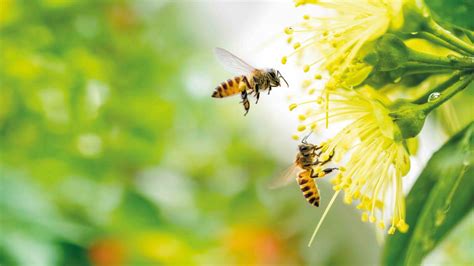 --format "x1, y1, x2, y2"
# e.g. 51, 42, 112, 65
292, 87, 411, 236
284, 0, 403, 88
